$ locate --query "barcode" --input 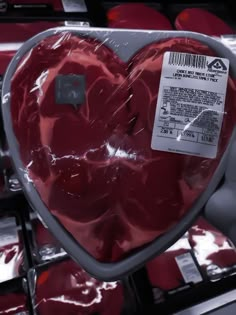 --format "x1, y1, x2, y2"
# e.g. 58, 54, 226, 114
175, 253, 203, 284
168, 52, 207, 69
